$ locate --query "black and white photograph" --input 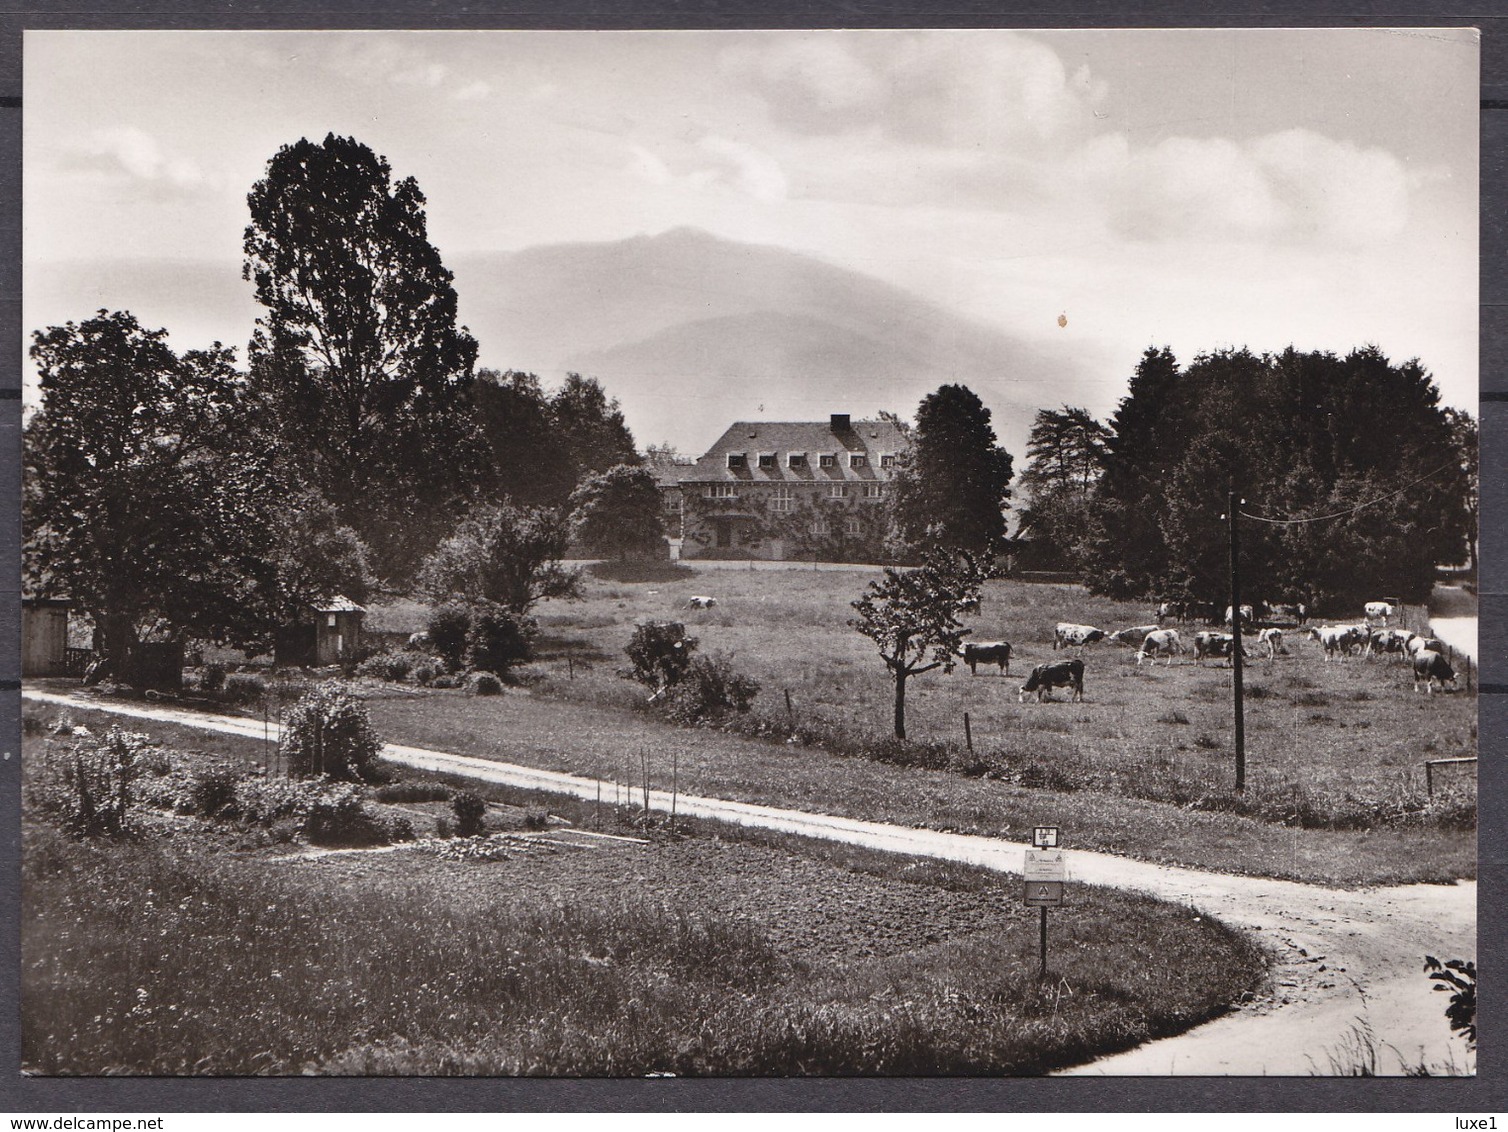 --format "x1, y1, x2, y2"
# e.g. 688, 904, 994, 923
18, 27, 1479, 1079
